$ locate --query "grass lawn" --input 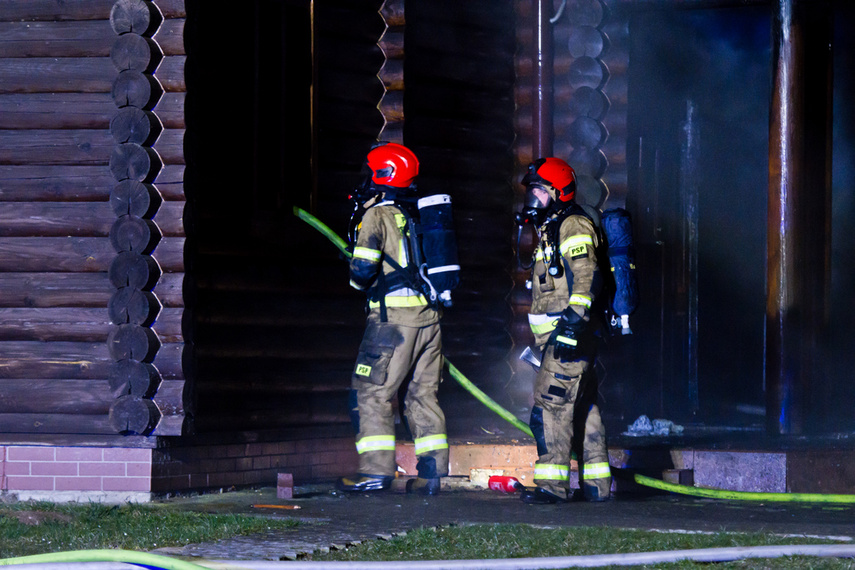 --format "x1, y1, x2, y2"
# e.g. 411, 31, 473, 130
1, 501, 853, 568
0, 501, 300, 558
